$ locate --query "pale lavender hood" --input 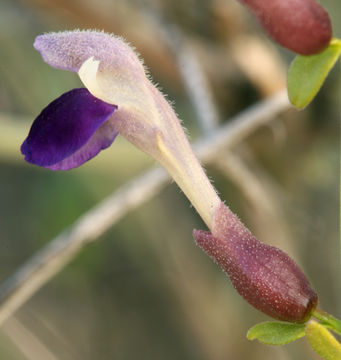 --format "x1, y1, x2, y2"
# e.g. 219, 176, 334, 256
34, 30, 145, 77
